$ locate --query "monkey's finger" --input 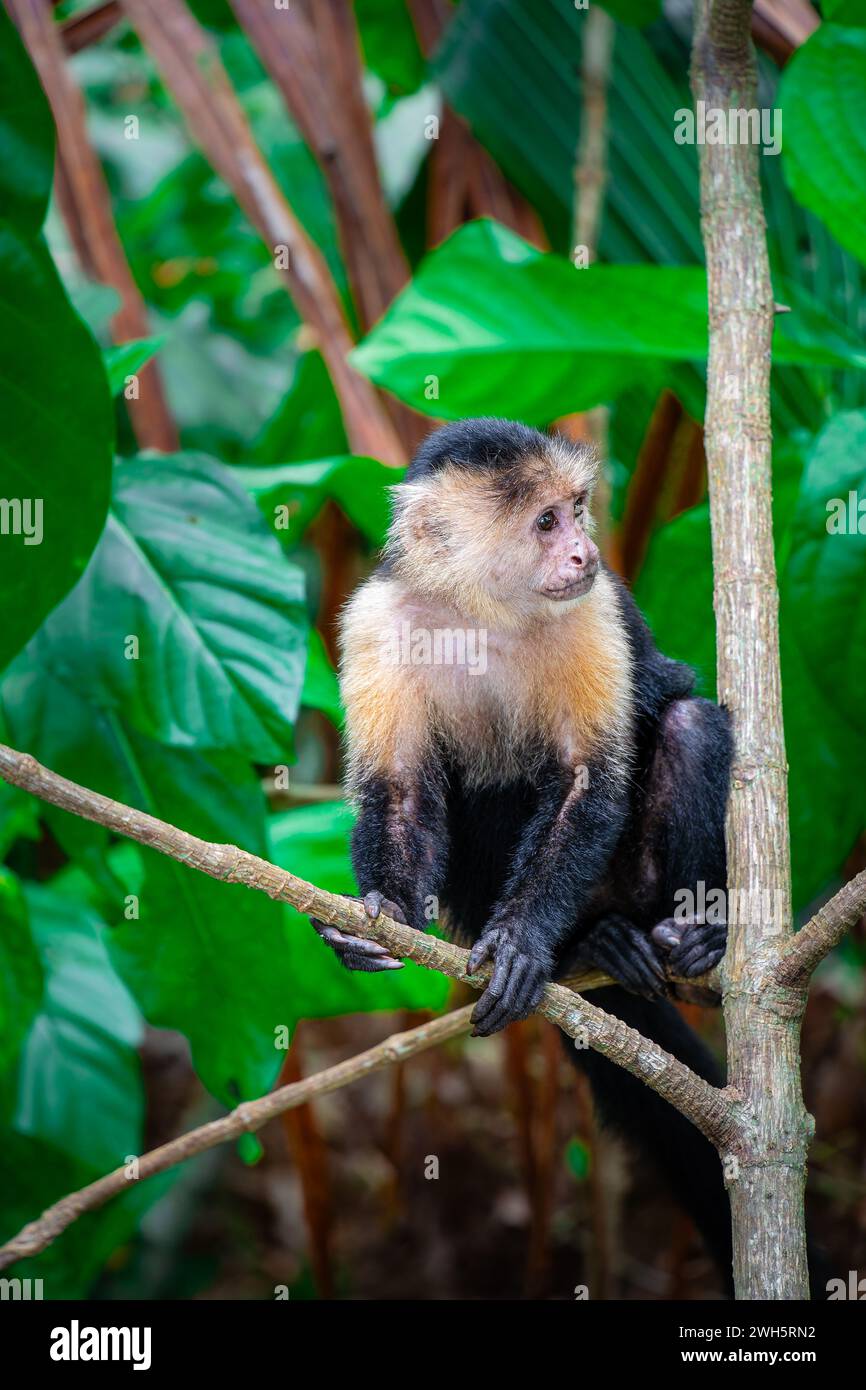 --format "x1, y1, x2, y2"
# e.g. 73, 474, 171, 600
651, 919, 684, 952
669, 929, 726, 978
473, 956, 535, 1035
340, 948, 404, 973
313, 923, 393, 957
467, 931, 499, 976
469, 944, 514, 1026
363, 891, 408, 925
